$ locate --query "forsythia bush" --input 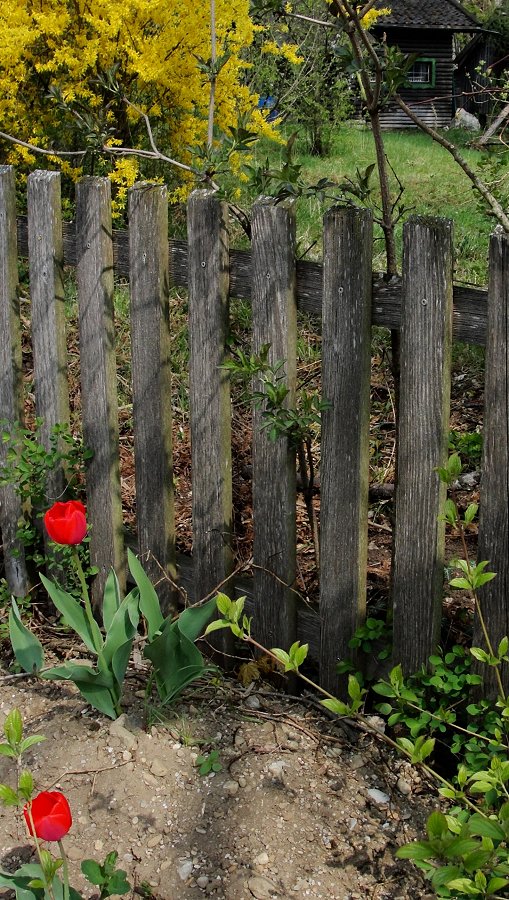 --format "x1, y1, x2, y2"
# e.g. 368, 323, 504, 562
0, 0, 289, 202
